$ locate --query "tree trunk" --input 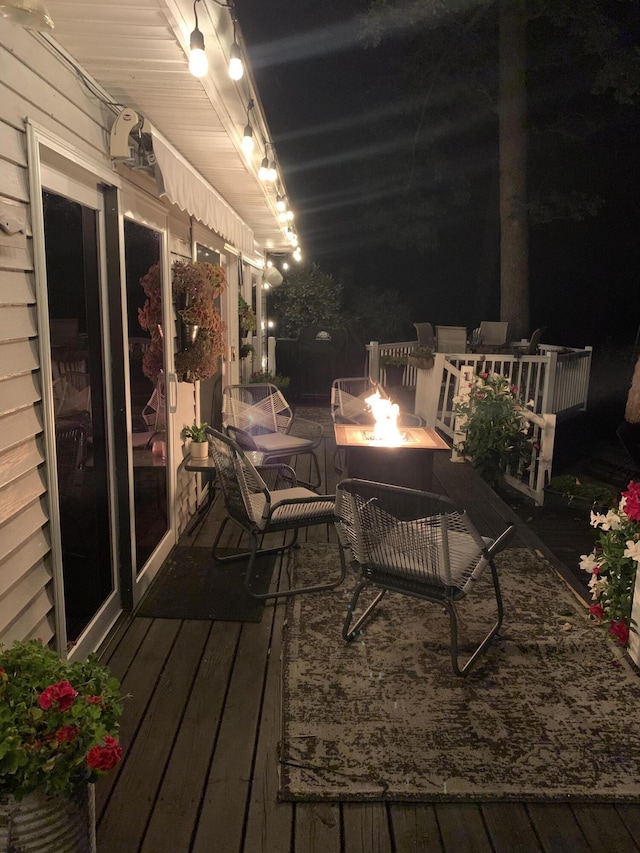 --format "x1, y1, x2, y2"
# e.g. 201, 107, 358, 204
625, 355, 640, 424
499, 0, 529, 341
